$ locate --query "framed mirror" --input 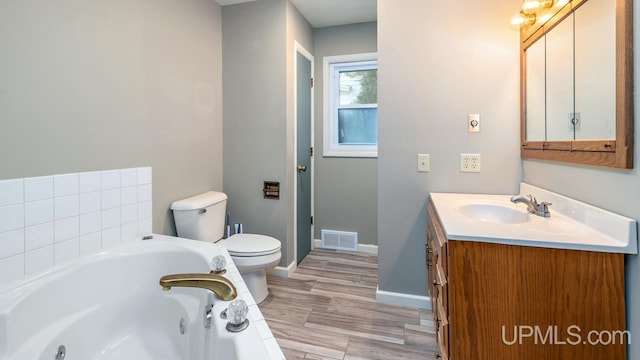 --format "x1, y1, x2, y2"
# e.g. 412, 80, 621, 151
520, 0, 633, 168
